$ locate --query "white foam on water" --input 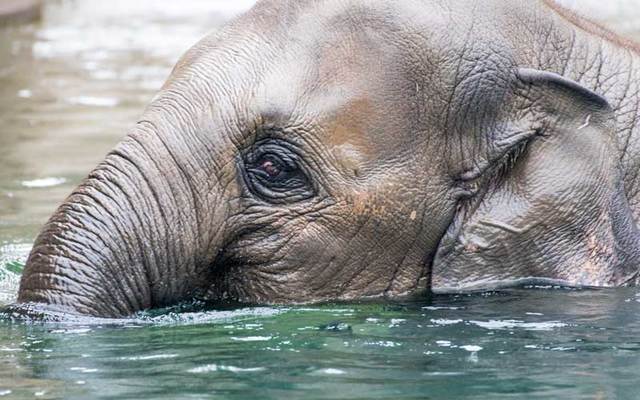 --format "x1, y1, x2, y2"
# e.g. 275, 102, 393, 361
470, 319, 568, 331
67, 96, 119, 107
69, 367, 99, 373
0, 243, 32, 305
321, 368, 346, 375
230, 336, 273, 342
430, 319, 463, 326
21, 177, 67, 188
120, 354, 178, 361
188, 364, 265, 374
